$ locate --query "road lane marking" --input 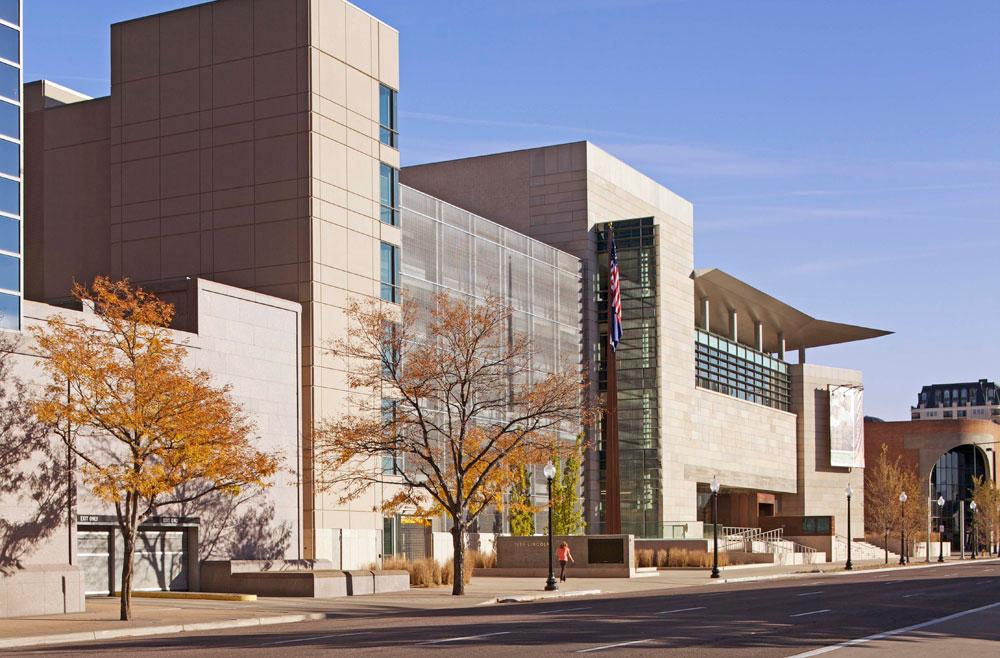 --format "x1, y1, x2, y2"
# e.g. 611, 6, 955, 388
785, 600, 1000, 657
539, 606, 592, 615
797, 591, 823, 597
420, 631, 511, 645
262, 631, 370, 646
657, 606, 706, 615
576, 639, 651, 653
791, 609, 831, 618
